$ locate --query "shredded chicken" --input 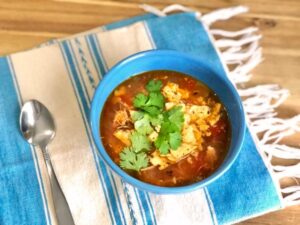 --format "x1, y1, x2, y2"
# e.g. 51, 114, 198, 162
195, 119, 209, 129
150, 151, 170, 170
207, 103, 221, 126
191, 124, 203, 142
113, 109, 130, 127
167, 143, 197, 161
205, 146, 218, 165
165, 102, 186, 111
183, 113, 191, 126
150, 144, 197, 170
187, 105, 211, 121
162, 82, 189, 102
182, 126, 196, 144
